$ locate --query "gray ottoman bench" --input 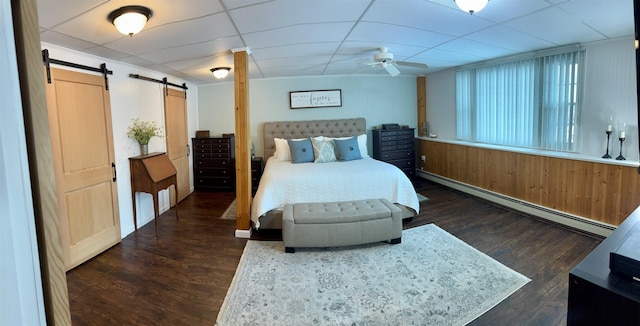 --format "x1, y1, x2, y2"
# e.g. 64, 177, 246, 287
282, 198, 402, 253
